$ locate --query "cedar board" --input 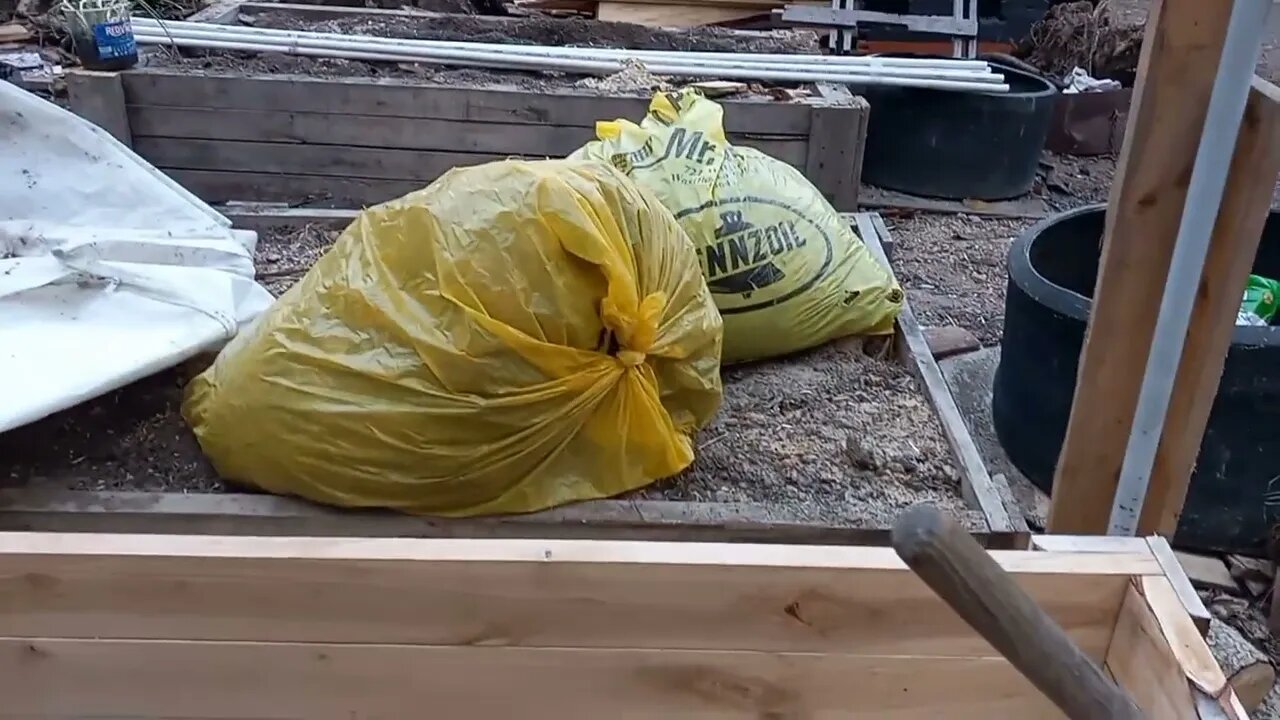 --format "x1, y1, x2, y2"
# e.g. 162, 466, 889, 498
0, 533, 1243, 718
